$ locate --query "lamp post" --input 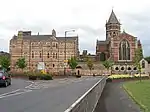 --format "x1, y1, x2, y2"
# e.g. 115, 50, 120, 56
64, 30, 75, 76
